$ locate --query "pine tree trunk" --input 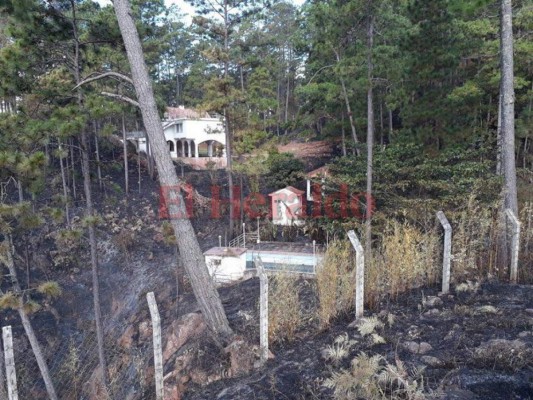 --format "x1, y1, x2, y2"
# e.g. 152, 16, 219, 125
80, 129, 109, 387
70, 0, 109, 385
94, 123, 103, 190
500, 0, 518, 215
365, 15, 375, 260
122, 113, 129, 195
341, 112, 347, 157
0, 236, 58, 400
113, 0, 233, 339
336, 51, 360, 157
